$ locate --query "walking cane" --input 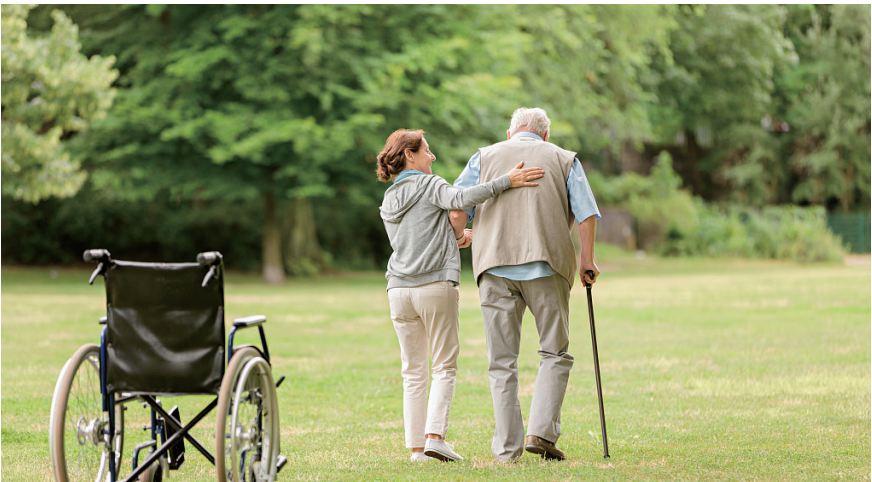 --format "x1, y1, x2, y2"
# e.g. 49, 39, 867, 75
584, 270, 610, 459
